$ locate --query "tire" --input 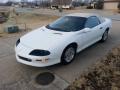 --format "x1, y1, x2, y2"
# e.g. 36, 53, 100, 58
61, 45, 76, 65
101, 30, 109, 42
